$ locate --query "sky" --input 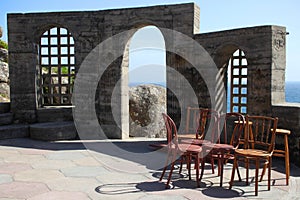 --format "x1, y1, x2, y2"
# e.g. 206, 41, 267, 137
0, 0, 299, 81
